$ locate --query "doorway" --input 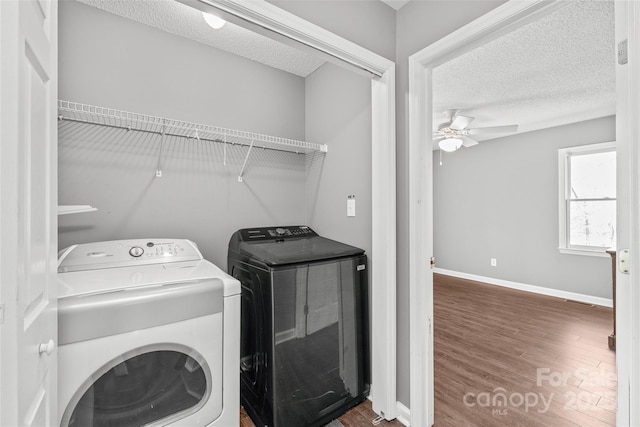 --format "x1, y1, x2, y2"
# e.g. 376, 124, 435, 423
57, 0, 398, 422
408, 1, 636, 426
